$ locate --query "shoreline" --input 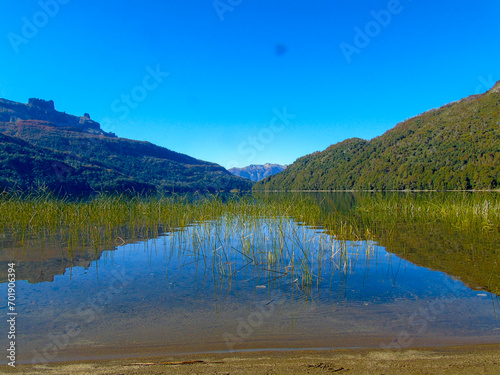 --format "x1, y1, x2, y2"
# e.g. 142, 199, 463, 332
17, 334, 500, 365
4, 343, 500, 374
